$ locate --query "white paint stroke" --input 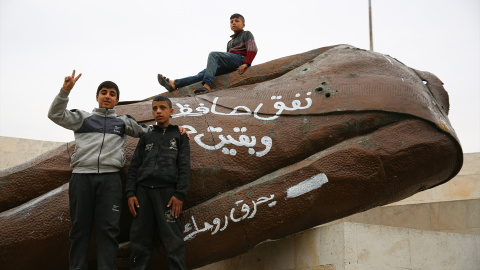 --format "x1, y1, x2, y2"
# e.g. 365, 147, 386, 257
286, 173, 328, 199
